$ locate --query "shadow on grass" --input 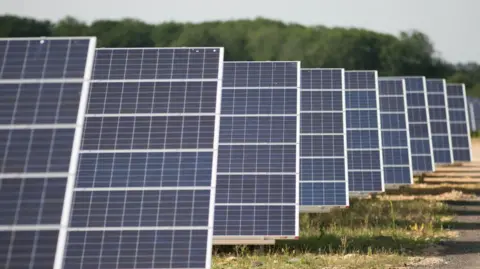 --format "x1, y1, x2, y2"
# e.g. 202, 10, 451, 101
299, 198, 450, 230
214, 198, 452, 256
443, 200, 480, 206
424, 181, 480, 185
435, 241, 480, 255
449, 210, 480, 216
276, 233, 434, 255
213, 232, 436, 256
440, 221, 480, 230
386, 186, 480, 196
